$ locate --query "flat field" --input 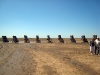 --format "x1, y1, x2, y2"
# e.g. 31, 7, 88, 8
0, 38, 100, 75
